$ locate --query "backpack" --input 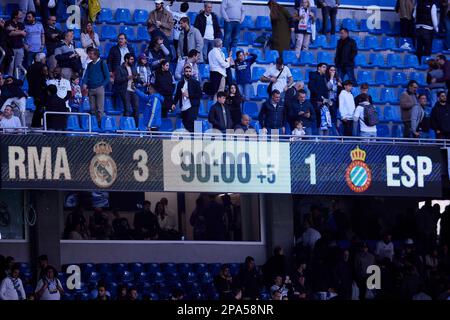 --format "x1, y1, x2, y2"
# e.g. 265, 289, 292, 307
363, 104, 379, 126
